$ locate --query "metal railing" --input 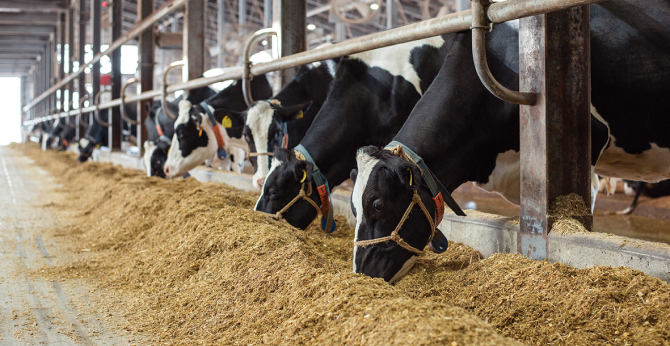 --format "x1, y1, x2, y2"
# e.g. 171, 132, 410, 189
23, 0, 604, 126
